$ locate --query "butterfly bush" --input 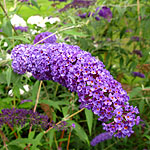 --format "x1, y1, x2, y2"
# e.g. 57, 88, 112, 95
132, 72, 145, 78
90, 132, 112, 146
14, 26, 28, 32
11, 42, 140, 138
78, 6, 112, 22
0, 108, 50, 128
34, 32, 57, 44
0, 108, 70, 130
